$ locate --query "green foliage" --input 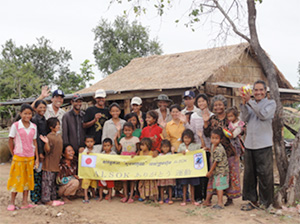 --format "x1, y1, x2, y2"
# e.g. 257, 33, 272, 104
55, 60, 95, 94
0, 38, 94, 100
93, 16, 163, 76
